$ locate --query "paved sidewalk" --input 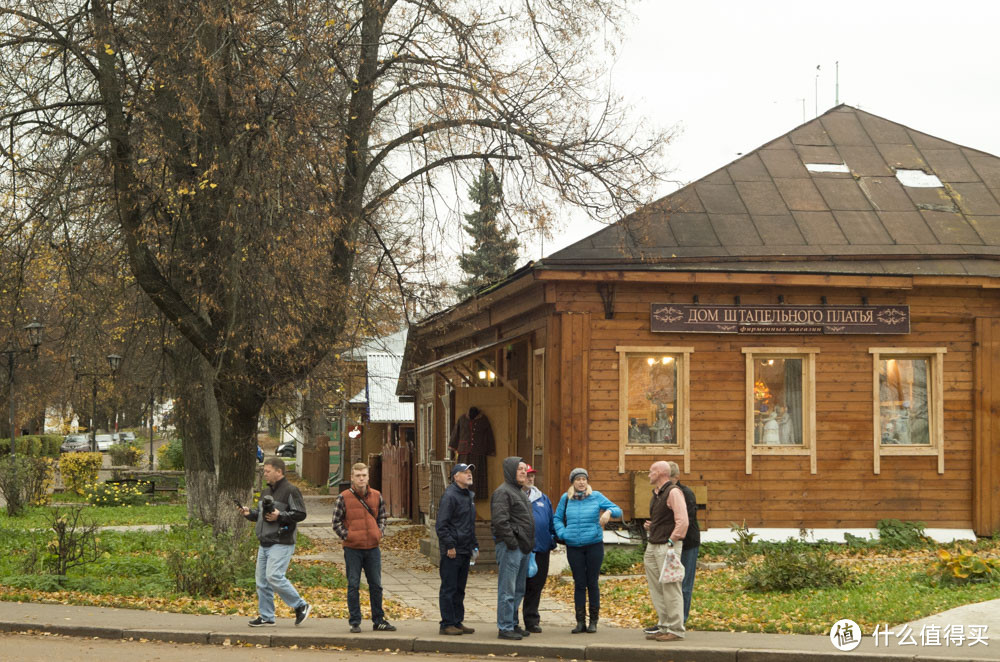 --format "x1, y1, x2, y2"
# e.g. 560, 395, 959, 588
0, 600, 996, 661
